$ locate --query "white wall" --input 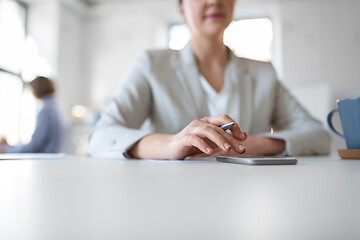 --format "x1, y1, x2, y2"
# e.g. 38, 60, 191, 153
58, 1, 88, 110
26, 0, 60, 76
281, 0, 360, 109
84, 0, 179, 110
25, 0, 88, 112
279, 0, 360, 148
